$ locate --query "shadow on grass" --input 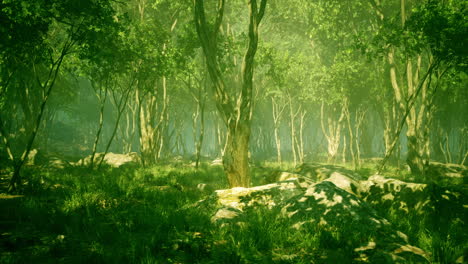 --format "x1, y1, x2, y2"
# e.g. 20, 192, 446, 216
0, 164, 228, 263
